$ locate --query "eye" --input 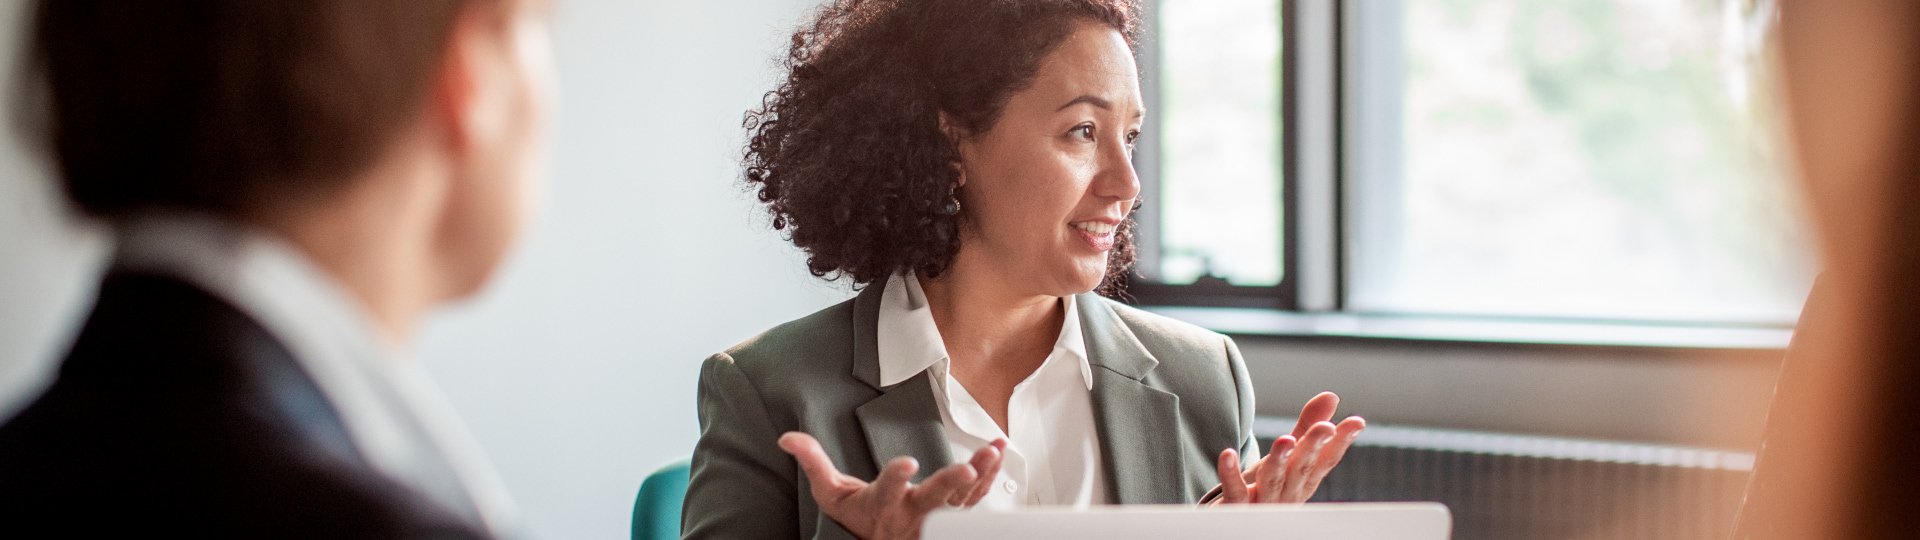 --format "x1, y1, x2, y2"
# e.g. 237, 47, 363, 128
1070, 123, 1096, 142
1124, 129, 1142, 150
